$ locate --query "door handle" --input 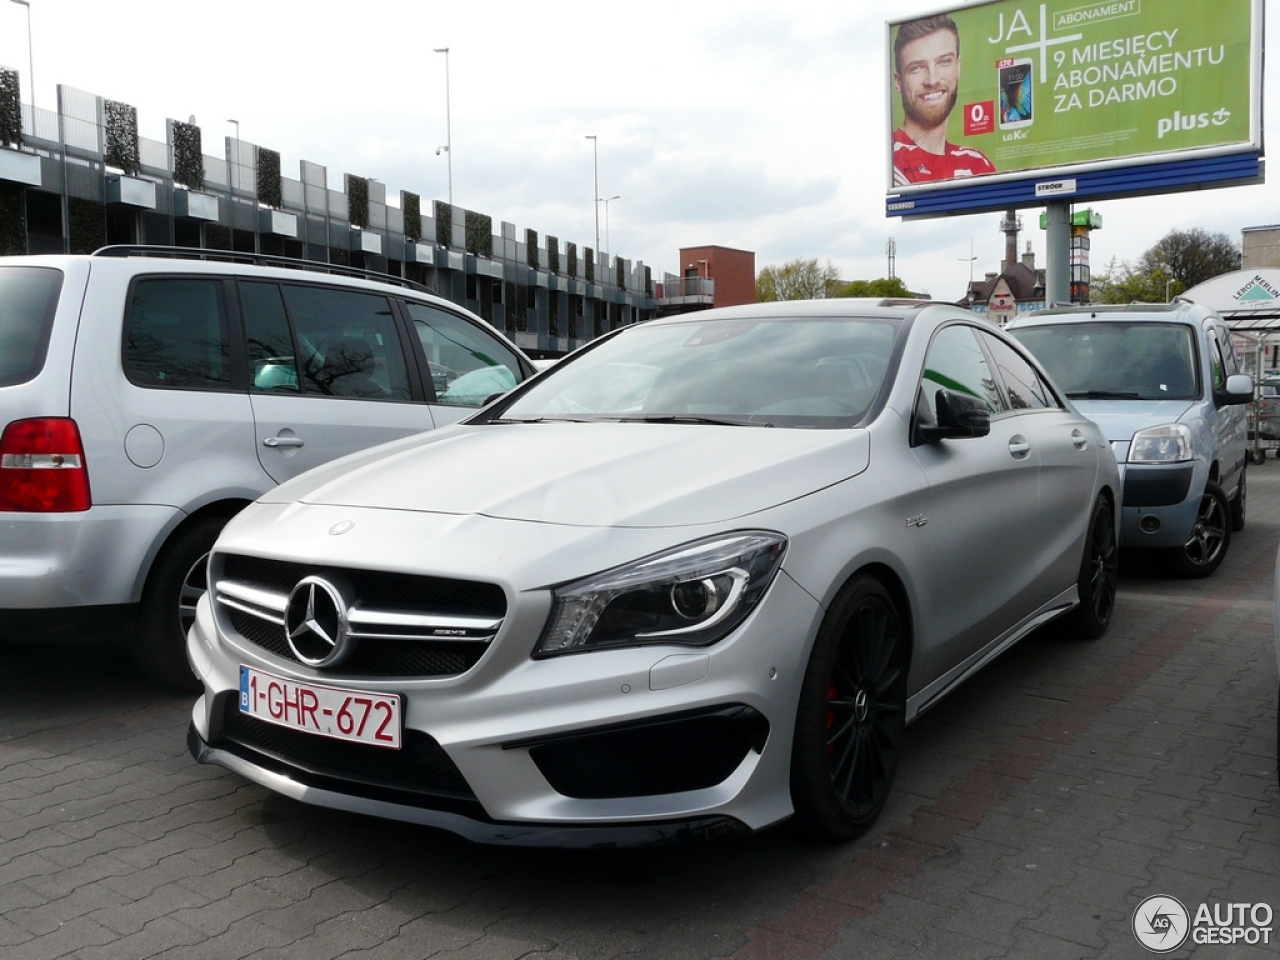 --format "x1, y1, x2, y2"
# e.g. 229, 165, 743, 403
1071, 429, 1089, 450
1008, 436, 1031, 458
263, 436, 305, 448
